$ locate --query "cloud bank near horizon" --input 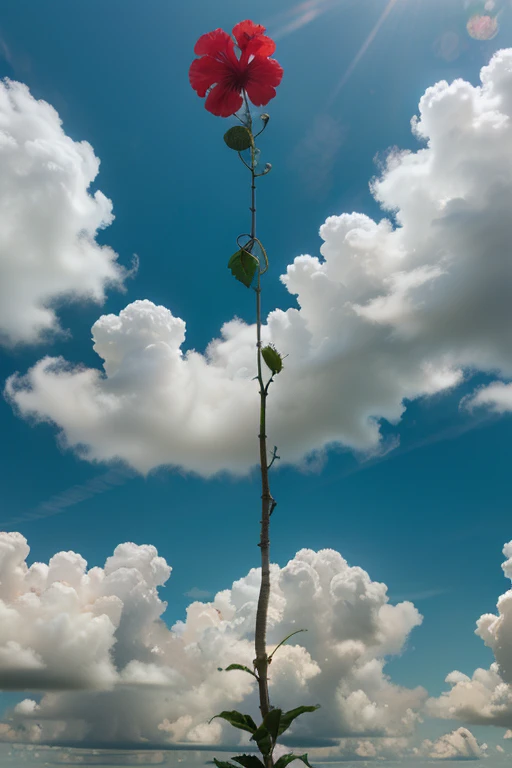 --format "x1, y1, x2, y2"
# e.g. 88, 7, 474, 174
1, 532, 508, 763
0, 531, 424, 751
